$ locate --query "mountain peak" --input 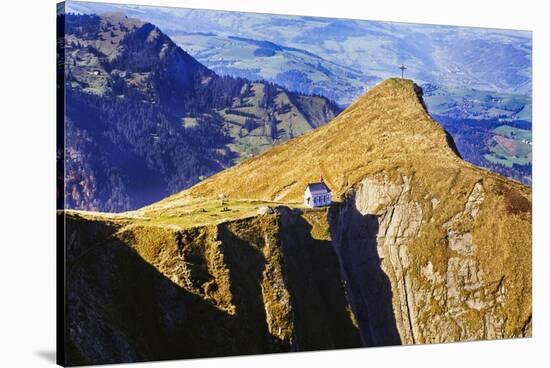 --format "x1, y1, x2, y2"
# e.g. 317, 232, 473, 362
141, 78, 465, 211
344, 77, 461, 156
359, 78, 428, 110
